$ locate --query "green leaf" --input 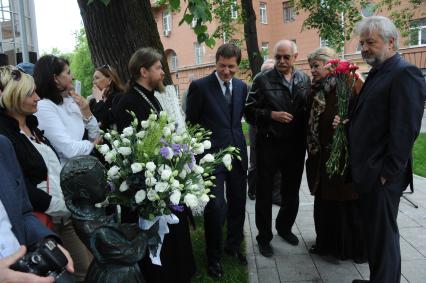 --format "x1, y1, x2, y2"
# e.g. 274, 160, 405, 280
99, 0, 111, 6
169, 0, 180, 10
194, 24, 207, 34
205, 37, 216, 48
197, 32, 208, 43
183, 14, 193, 24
